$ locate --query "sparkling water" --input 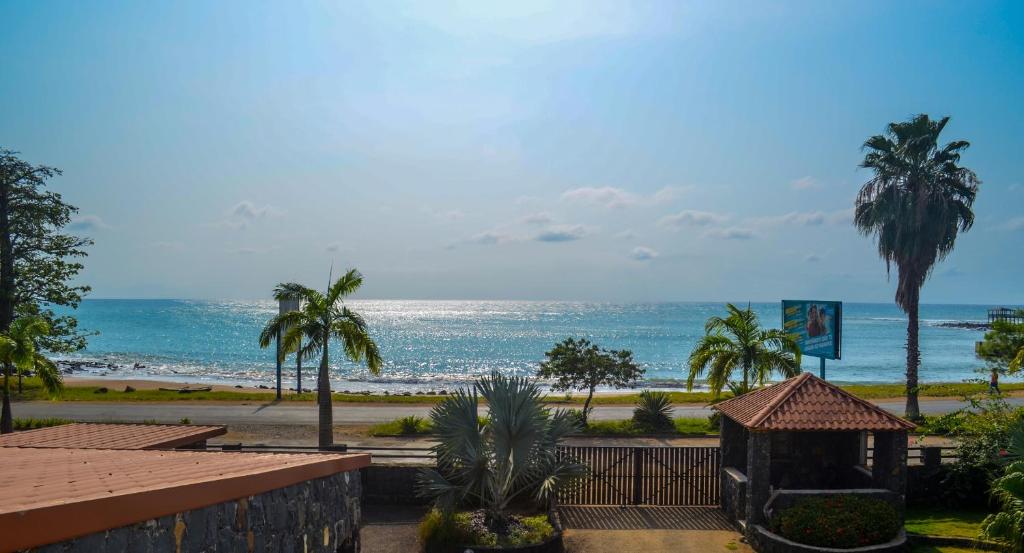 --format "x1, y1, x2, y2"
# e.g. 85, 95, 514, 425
54, 300, 1007, 391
